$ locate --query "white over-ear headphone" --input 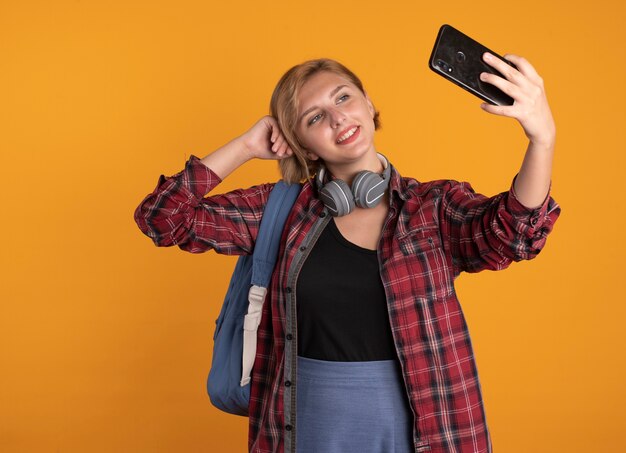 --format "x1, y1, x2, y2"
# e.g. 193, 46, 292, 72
315, 153, 391, 217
